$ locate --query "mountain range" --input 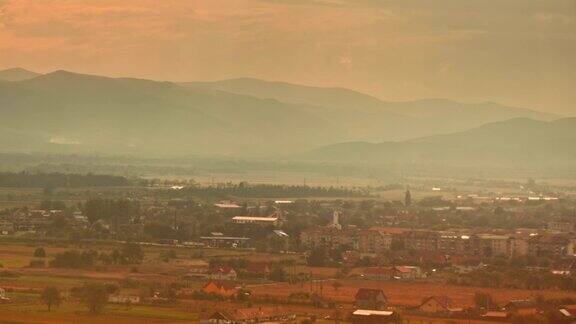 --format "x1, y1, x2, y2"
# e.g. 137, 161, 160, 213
184, 78, 558, 135
0, 68, 41, 82
0, 67, 570, 166
305, 117, 576, 166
